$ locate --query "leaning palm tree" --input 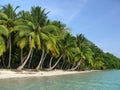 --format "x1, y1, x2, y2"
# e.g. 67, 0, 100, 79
0, 4, 19, 68
15, 6, 53, 71
70, 34, 93, 70
20, 6, 59, 71
70, 34, 86, 70
70, 48, 84, 70
28, 6, 50, 71
14, 21, 38, 71
35, 24, 59, 71
47, 33, 77, 70
46, 21, 69, 70
15, 11, 34, 64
